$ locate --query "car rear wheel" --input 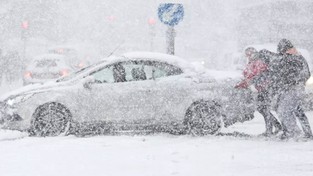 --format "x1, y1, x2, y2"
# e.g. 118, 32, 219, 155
29, 102, 72, 137
184, 100, 222, 136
